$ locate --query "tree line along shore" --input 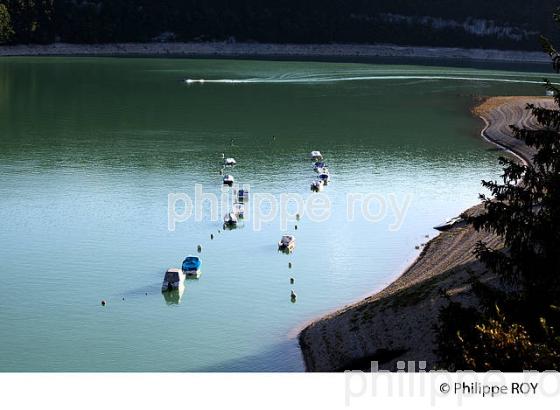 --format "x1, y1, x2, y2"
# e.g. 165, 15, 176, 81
1, 1, 560, 50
